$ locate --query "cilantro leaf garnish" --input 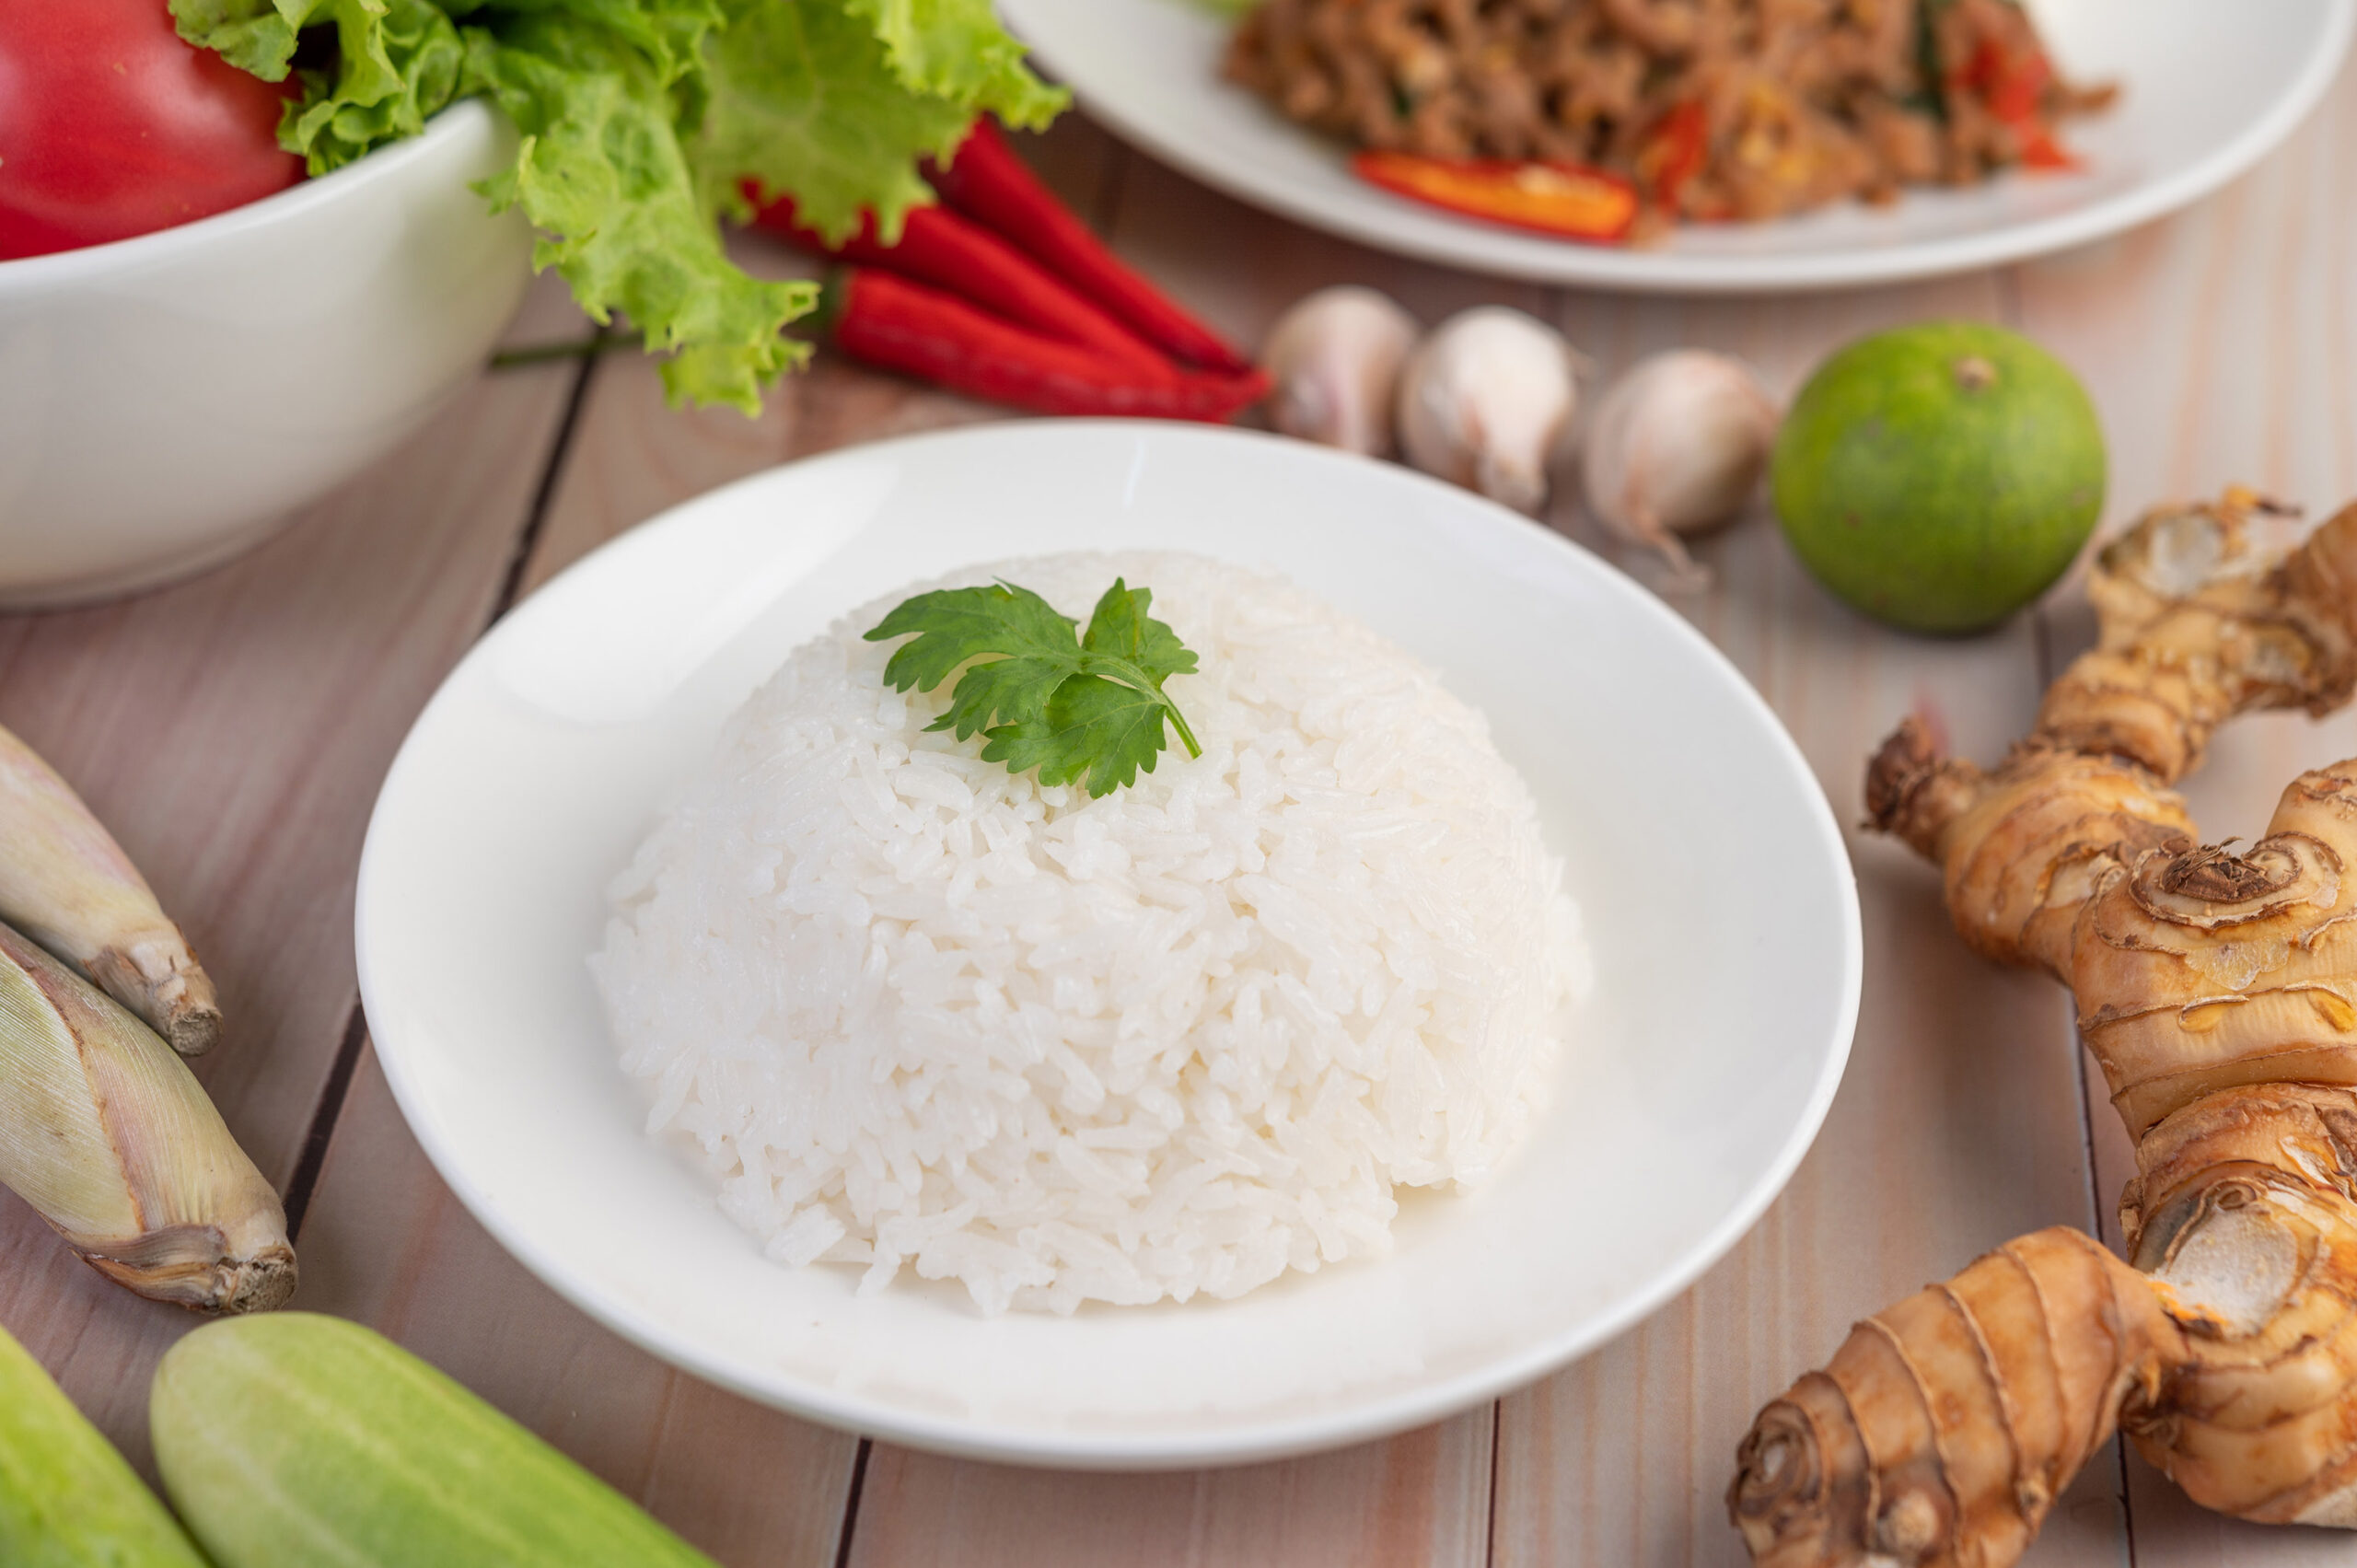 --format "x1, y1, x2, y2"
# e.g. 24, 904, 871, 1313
864, 578, 1202, 797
